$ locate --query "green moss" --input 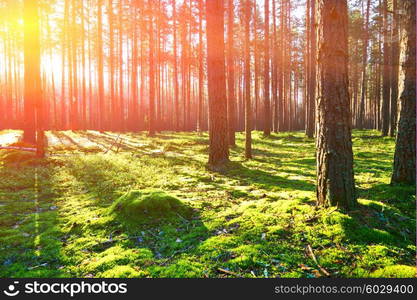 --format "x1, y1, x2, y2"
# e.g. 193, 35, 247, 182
80, 246, 153, 275
149, 258, 206, 278
101, 266, 149, 278
369, 265, 416, 278
0, 129, 414, 278
109, 190, 192, 221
